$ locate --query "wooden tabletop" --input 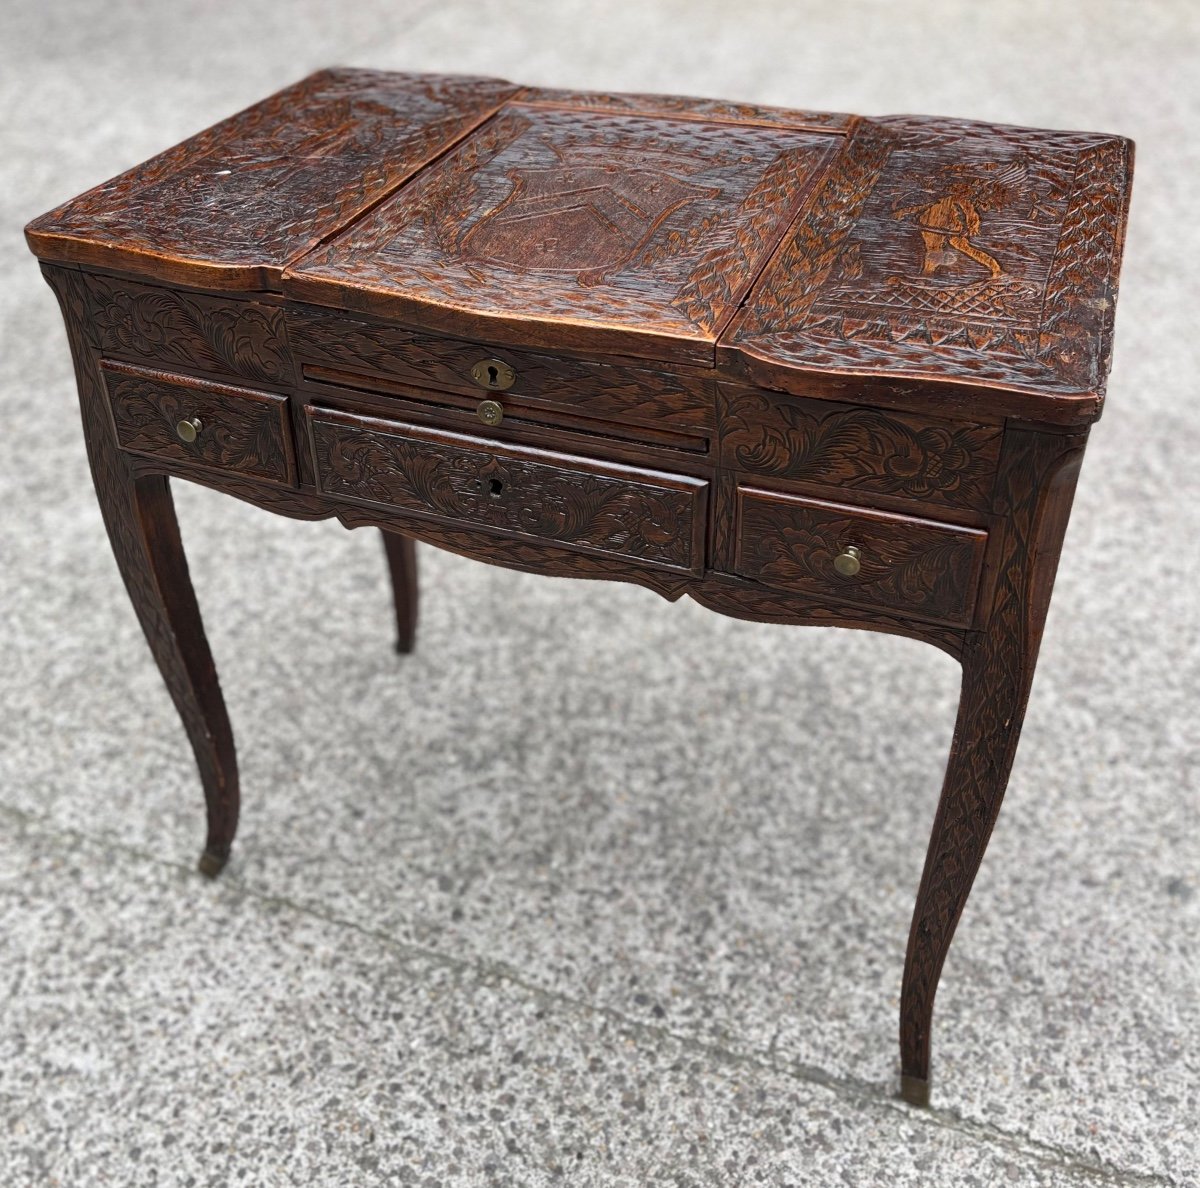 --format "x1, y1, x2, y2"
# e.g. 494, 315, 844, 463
26, 68, 1134, 423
